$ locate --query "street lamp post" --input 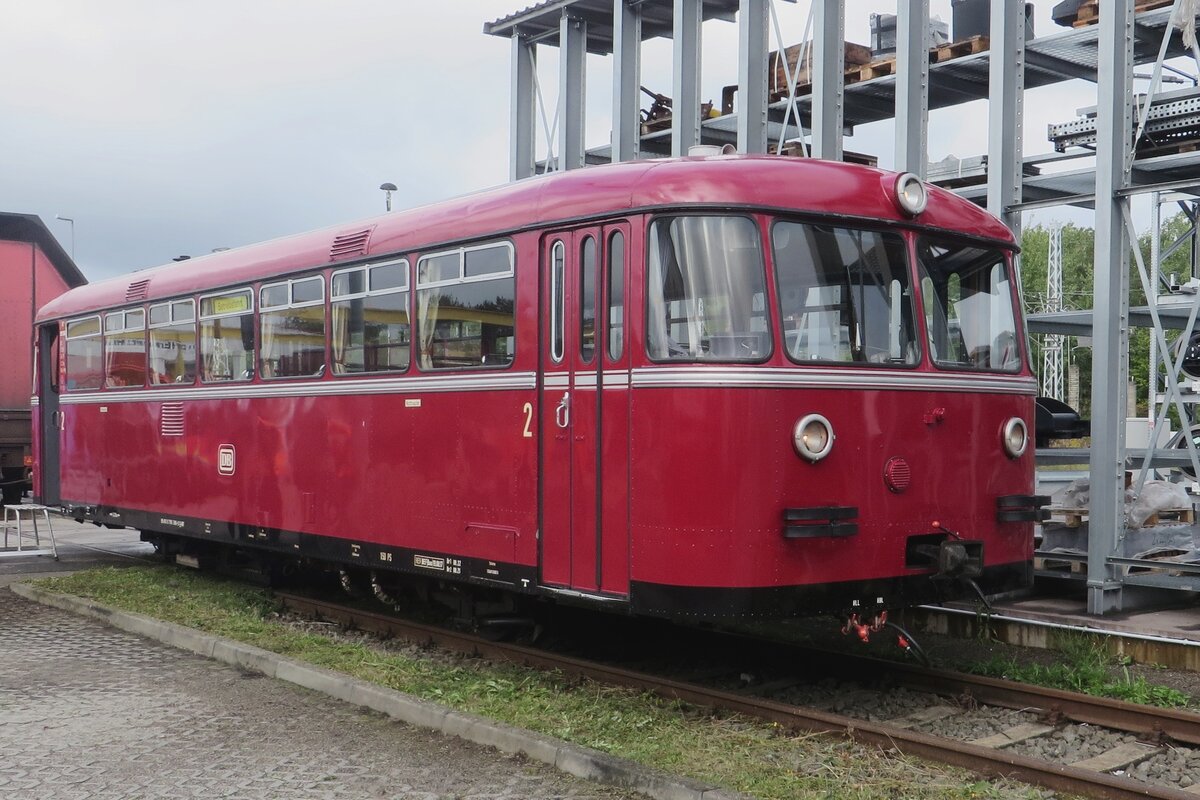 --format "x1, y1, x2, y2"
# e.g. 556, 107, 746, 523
55, 215, 75, 259
379, 182, 397, 212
